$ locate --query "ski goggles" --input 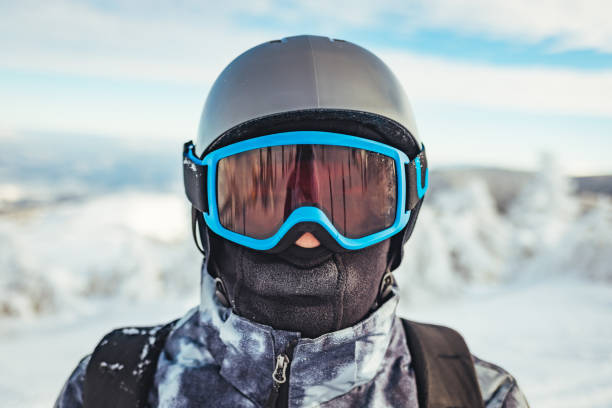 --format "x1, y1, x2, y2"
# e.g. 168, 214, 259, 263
183, 131, 428, 251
